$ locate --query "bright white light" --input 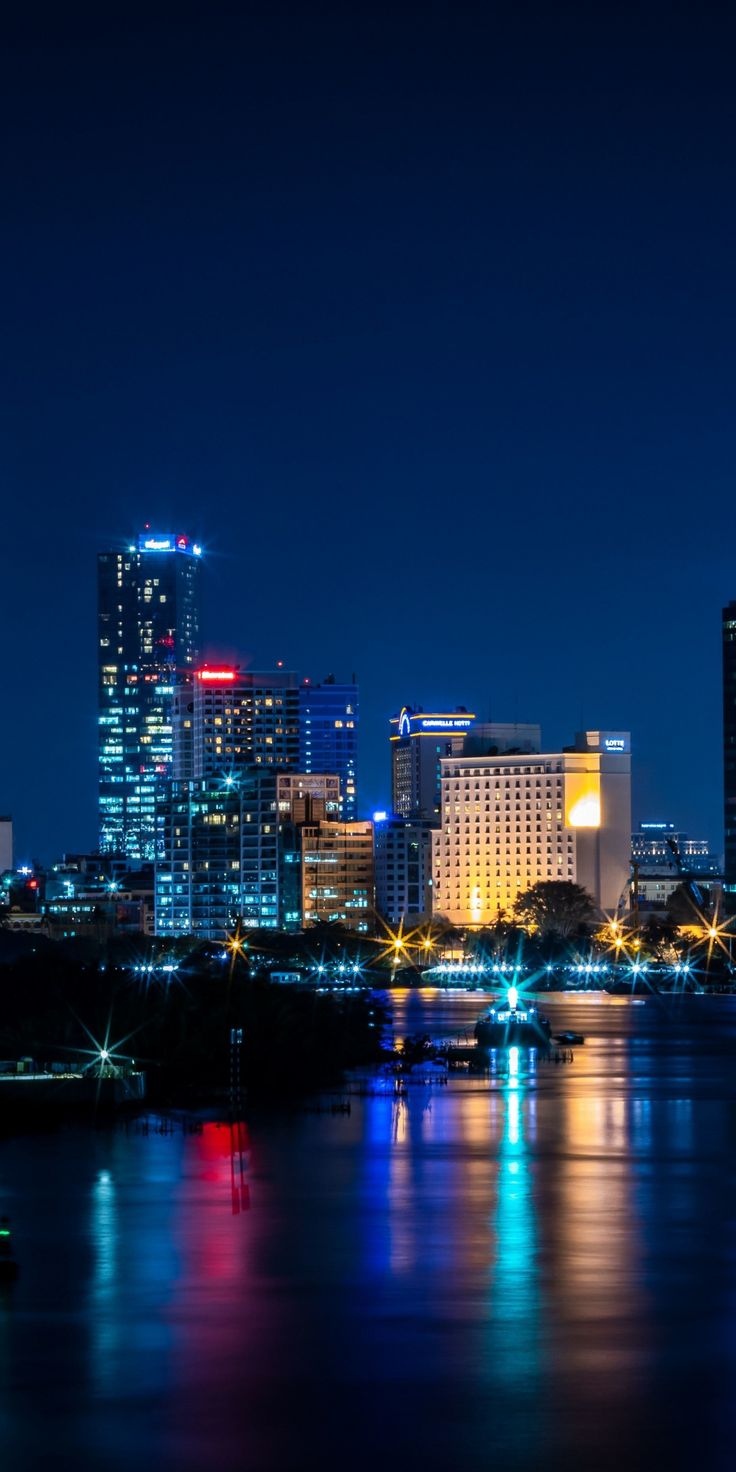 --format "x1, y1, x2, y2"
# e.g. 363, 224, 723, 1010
507, 985, 519, 1011
567, 793, 601, 828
